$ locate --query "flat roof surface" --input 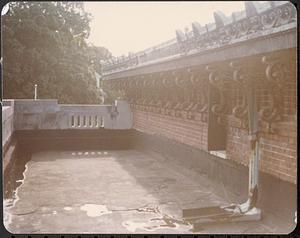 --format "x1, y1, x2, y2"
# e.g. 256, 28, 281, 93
5, 150, 295, 234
